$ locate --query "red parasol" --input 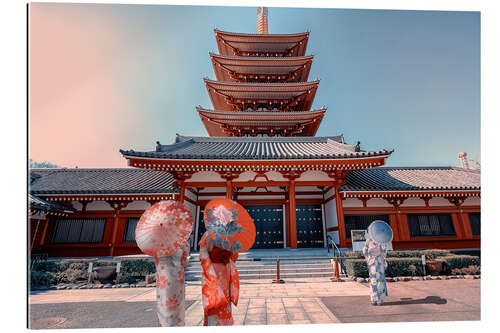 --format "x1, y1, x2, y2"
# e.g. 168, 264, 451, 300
203, 198, 255, 253
135, 200, 193, 258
